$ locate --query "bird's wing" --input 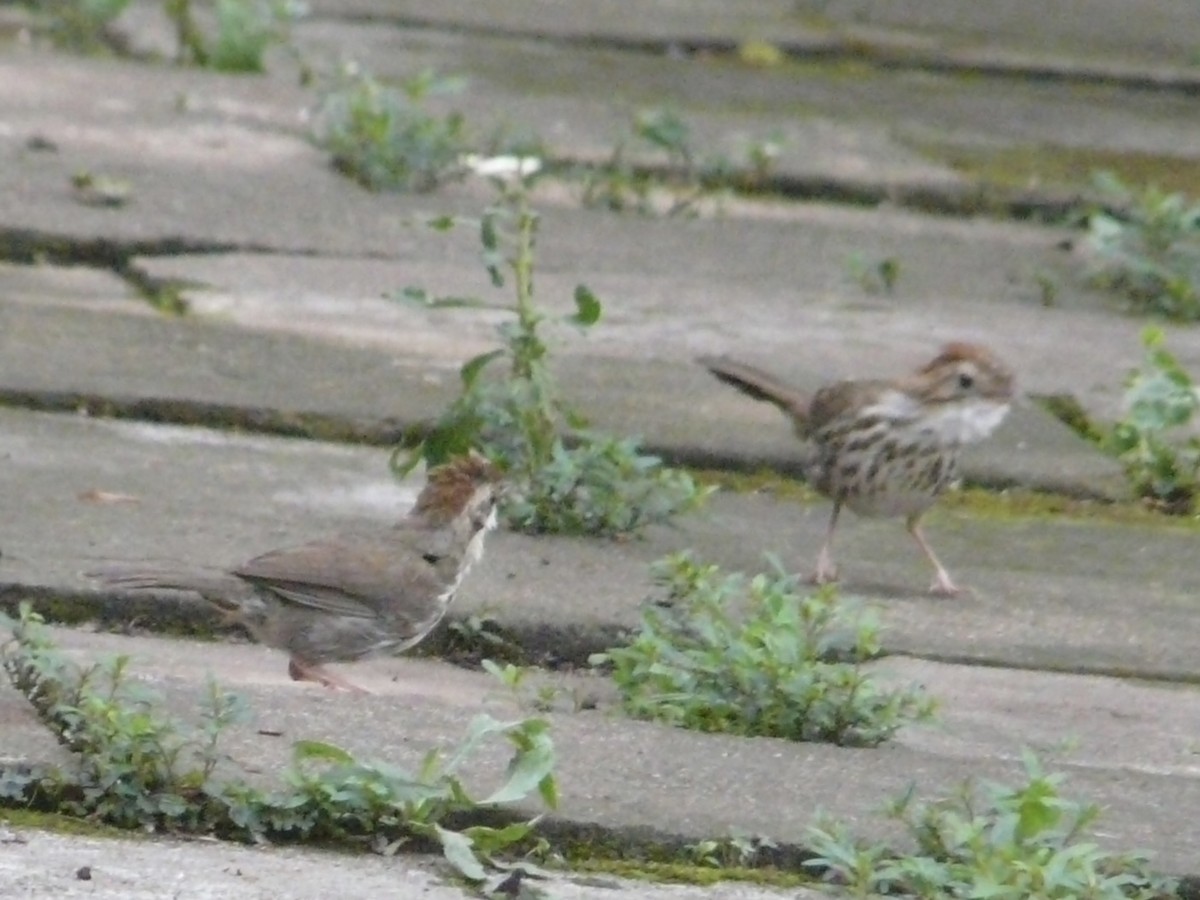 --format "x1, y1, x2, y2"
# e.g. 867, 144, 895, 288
808, 379, 893, 432
233, 532, 448, 620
